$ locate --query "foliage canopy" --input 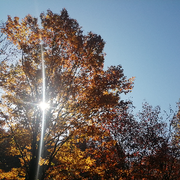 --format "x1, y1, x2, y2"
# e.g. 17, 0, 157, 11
0, 9, 134, 179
